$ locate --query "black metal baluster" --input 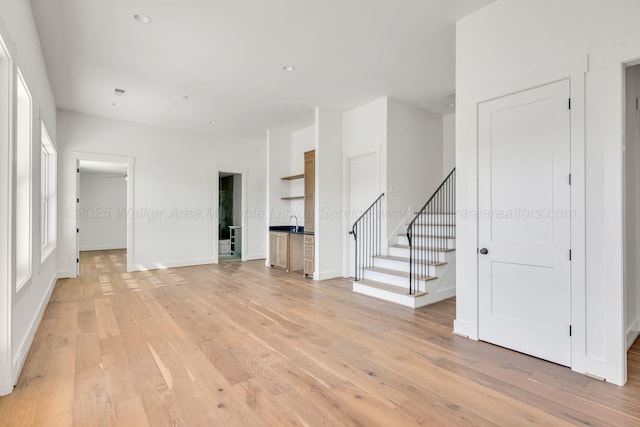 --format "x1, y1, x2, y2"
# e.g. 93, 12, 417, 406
350, 194, 384, 283
405, 169, 455, 296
